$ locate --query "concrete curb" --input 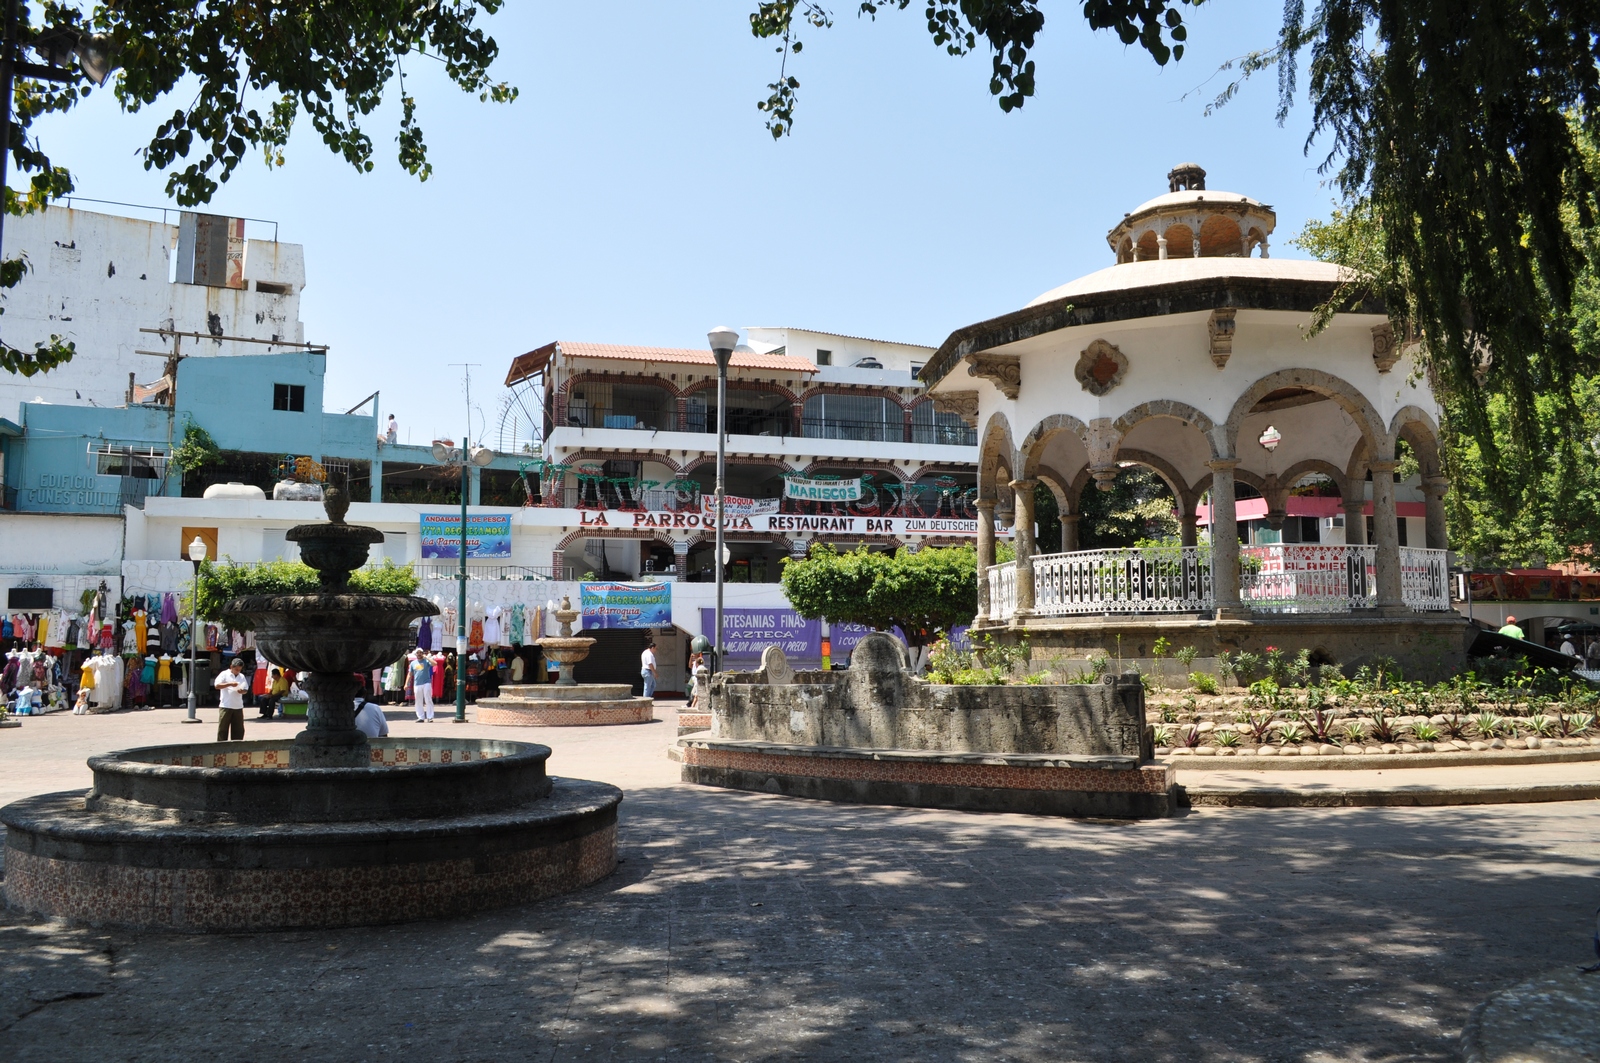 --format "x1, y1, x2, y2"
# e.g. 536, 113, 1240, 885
1162, 745, 1600, 771
1183, 781, 1600, 808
